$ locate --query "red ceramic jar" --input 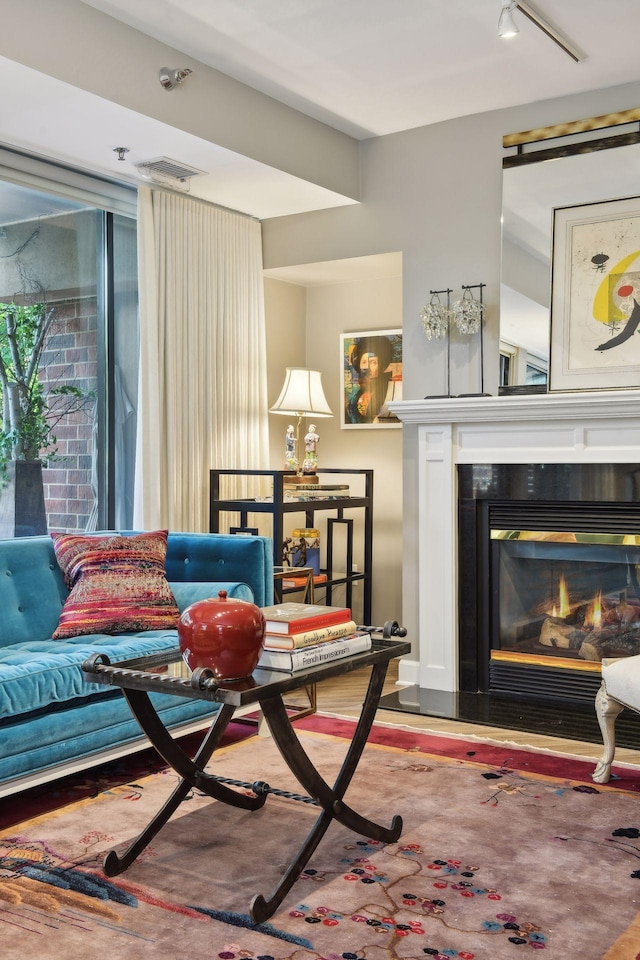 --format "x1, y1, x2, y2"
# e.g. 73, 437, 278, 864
178, 590, 266, 680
